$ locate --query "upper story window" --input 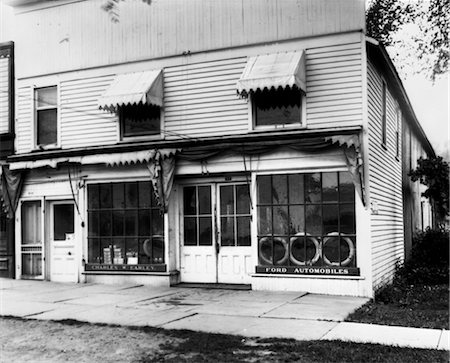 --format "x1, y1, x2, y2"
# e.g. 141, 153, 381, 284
120, 103, 161, 139
98, 70, 164, 141
253, 86, 302, 128
237, 51, 307, 131
35, 86, 58, 147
